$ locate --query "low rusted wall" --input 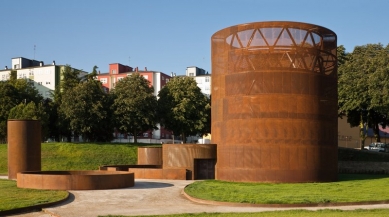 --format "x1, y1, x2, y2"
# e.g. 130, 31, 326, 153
128, 168, 189, 180
138, 147, 162, 165
8, 120, 41, 180
100, 165, 162, 171
17, 171, 134, 190
162, 144, 216, 167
